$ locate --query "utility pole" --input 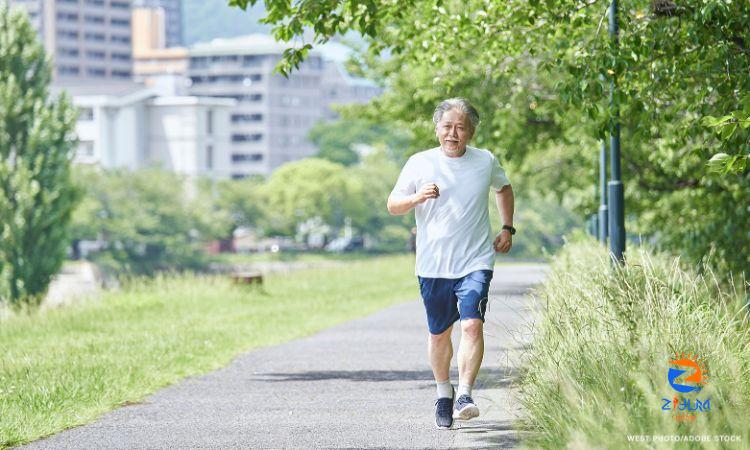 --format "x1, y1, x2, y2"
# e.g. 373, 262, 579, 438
608, 0, 625, 263
599, 140, 608, 244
